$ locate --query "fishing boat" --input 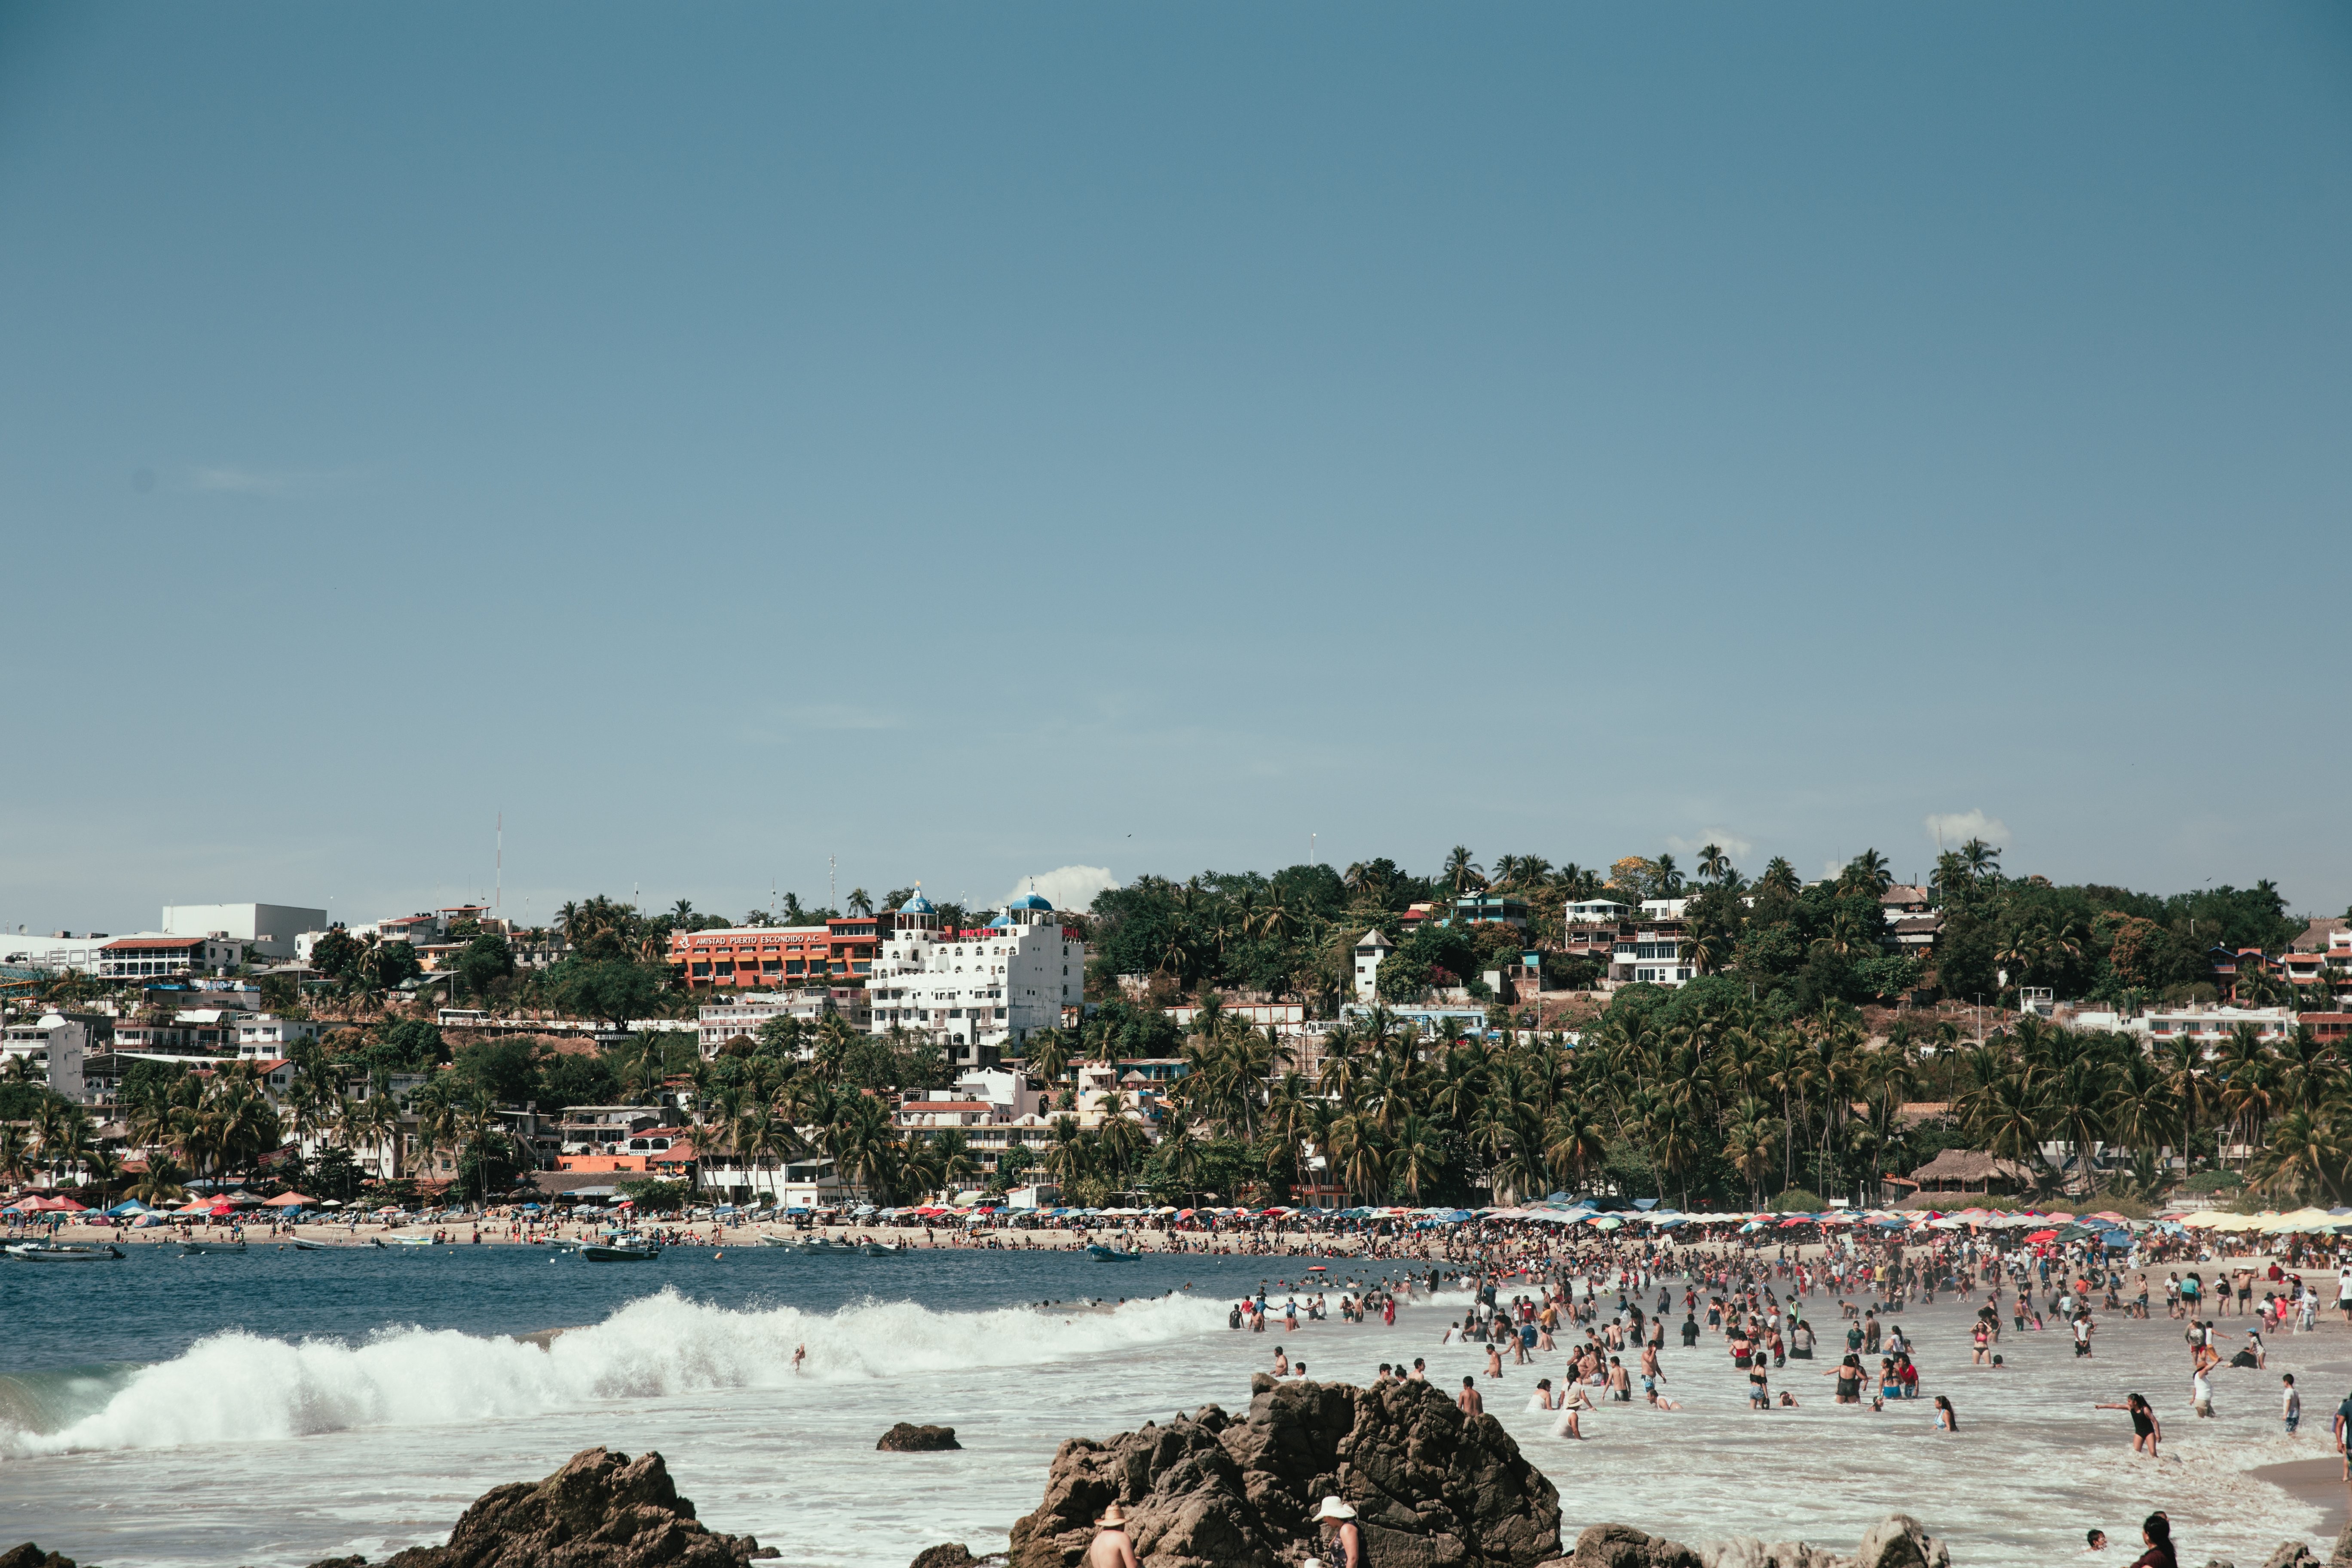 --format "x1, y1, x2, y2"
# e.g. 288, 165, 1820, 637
6, 1242, 126, 1262
370, 1234, 440, 1248
580, 1243, 660, 1262
756, 1234, 804, 1249
857, 1239, 908, 1256
180, 1240, 247, 1255
1085, 1243, 1142, 1263
287, 1239, 335, 1251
